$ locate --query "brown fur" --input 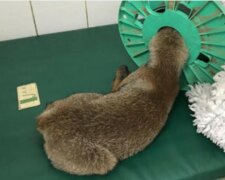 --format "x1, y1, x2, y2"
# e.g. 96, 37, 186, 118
37, 27, 188, 175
